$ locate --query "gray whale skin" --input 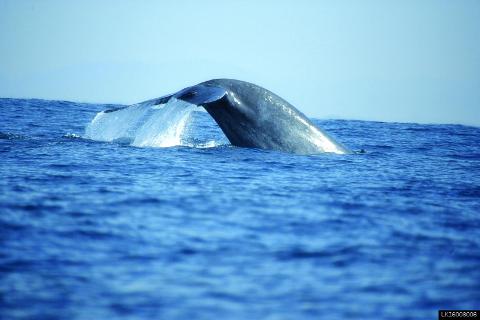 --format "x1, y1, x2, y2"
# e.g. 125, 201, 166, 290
108, 79, 349, 155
